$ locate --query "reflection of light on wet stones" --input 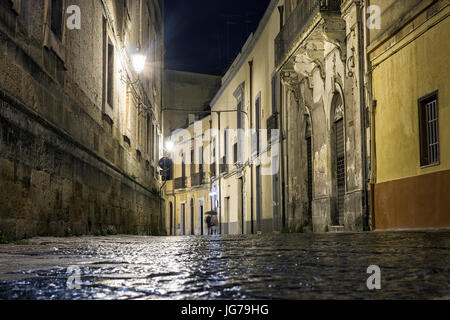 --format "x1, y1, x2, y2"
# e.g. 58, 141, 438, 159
0, 233, 448, 299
